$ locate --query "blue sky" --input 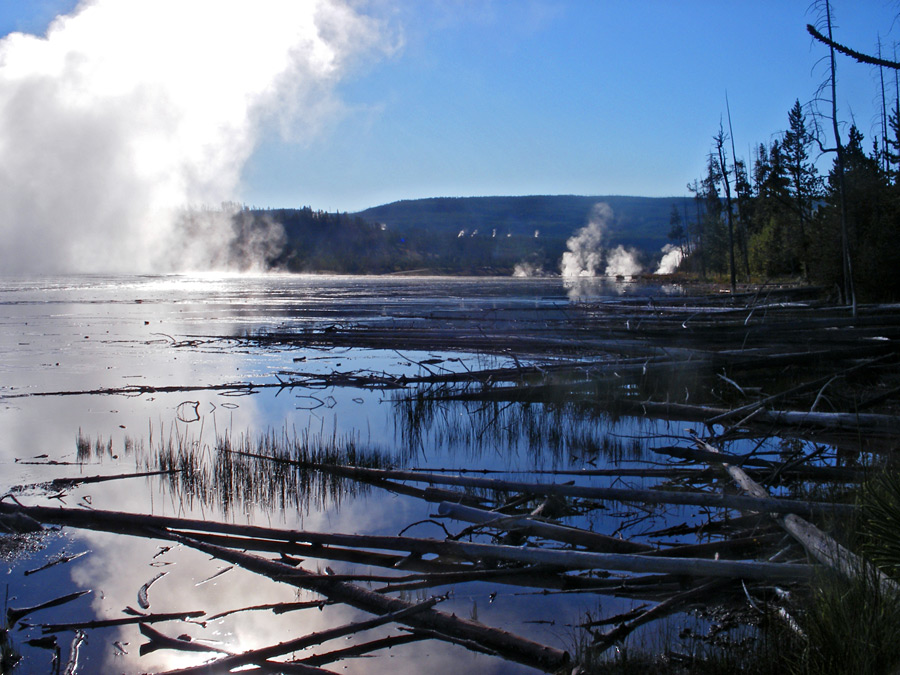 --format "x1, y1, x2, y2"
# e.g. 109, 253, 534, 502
1, 0, 897, 213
